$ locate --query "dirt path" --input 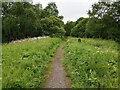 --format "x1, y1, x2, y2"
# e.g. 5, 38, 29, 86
45, 43, 70, 88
